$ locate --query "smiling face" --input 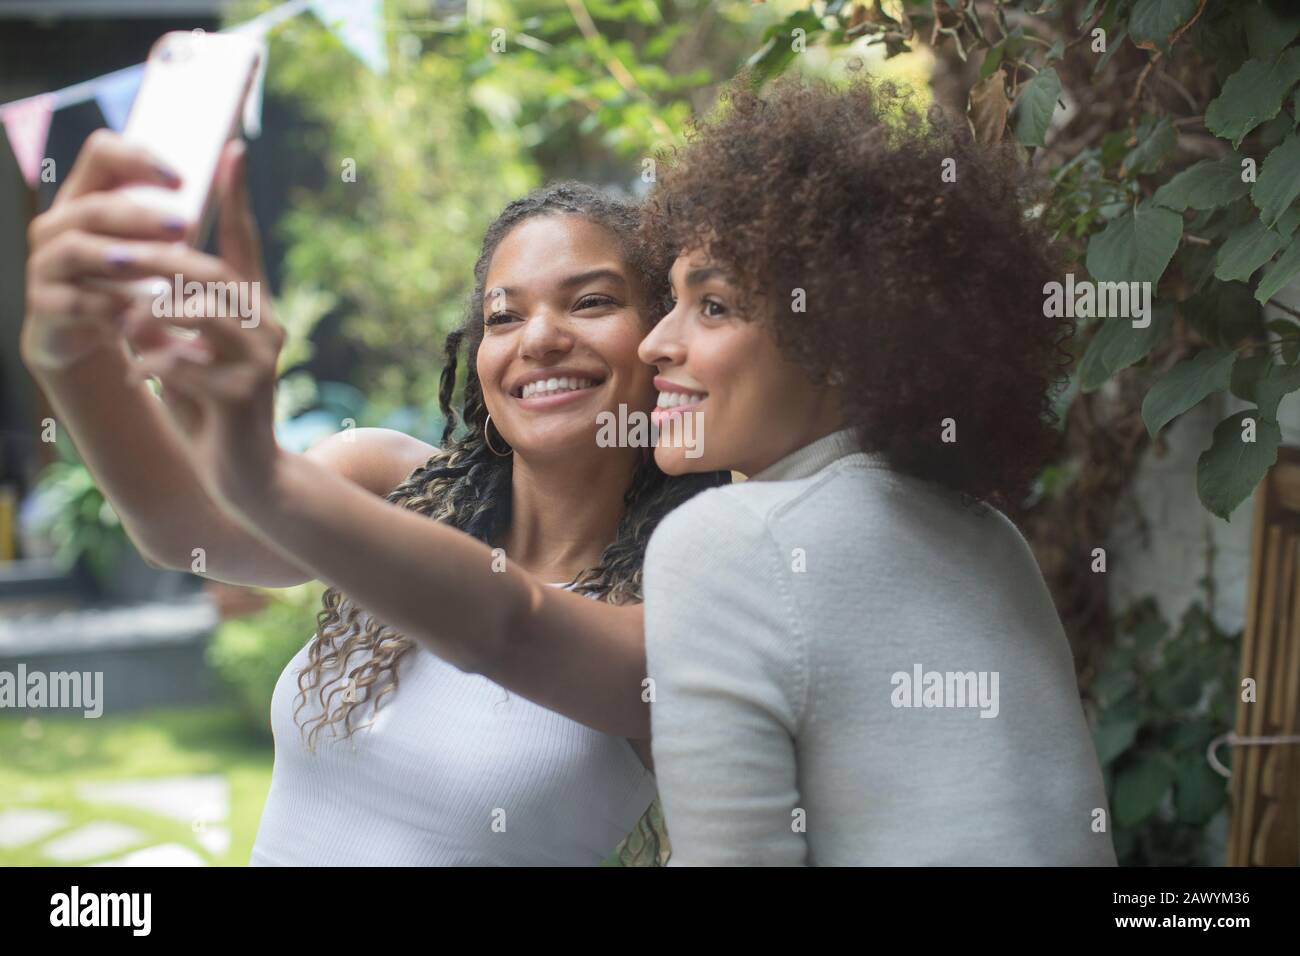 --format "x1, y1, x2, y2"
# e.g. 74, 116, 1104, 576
637, 249, 844, 477
476, 214, 658, 461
